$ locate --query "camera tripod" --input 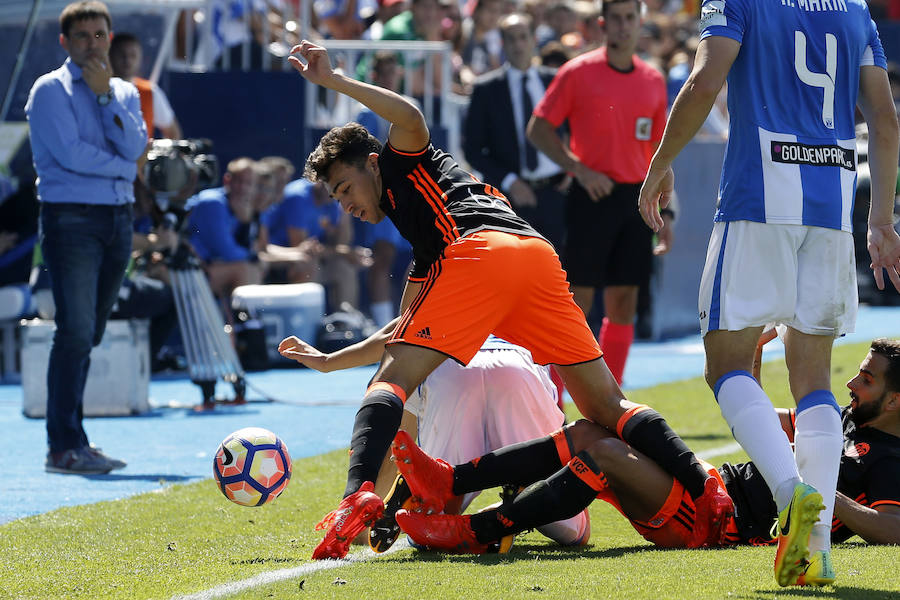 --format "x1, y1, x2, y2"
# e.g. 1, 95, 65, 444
167, 244, 246, 409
